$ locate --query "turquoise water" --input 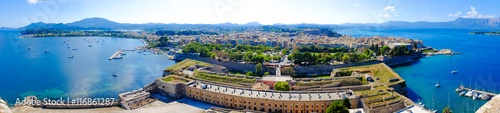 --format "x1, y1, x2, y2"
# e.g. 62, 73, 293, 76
338, 28, 500, 113
0, 30, 176, 106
